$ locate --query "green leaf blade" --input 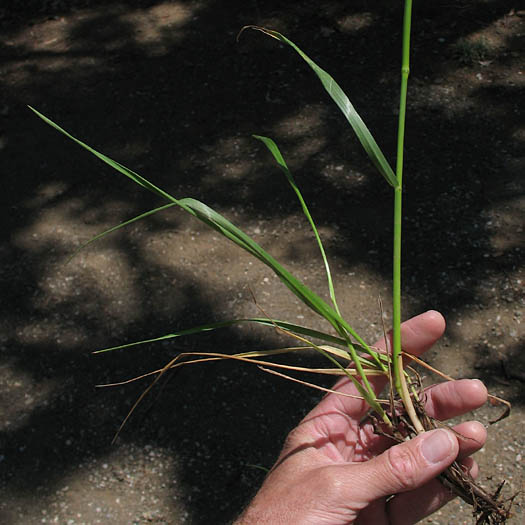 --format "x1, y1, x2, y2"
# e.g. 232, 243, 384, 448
67, 203, 178, 263
246, 27, 398, 188
93, 317, 349, 354
253, 134, 341, 315
30, 107, 385, 385
28, 105, 177, 202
